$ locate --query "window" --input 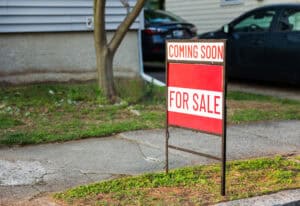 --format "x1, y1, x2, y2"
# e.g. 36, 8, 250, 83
145, 0, 164, 10
233, 10, 275, 32
279, 9, 300, 32
221, 0, 244, 6
144, 10, 184, 24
